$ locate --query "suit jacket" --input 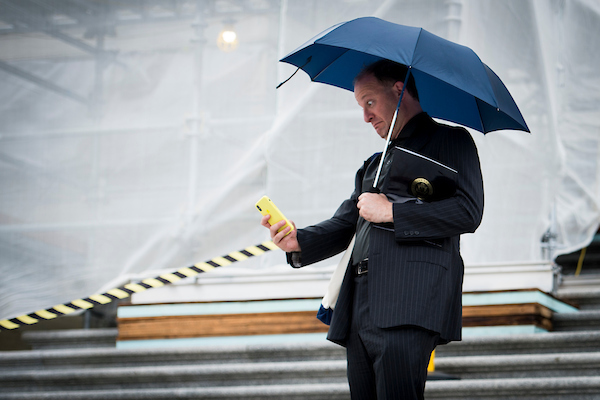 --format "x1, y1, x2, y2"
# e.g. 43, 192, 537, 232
293, 113, 484, 346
